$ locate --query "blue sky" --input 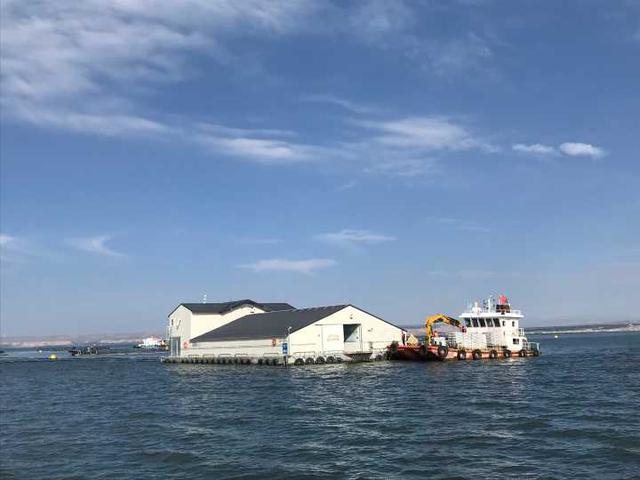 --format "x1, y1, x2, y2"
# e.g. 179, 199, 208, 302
1, 0, 639, 336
